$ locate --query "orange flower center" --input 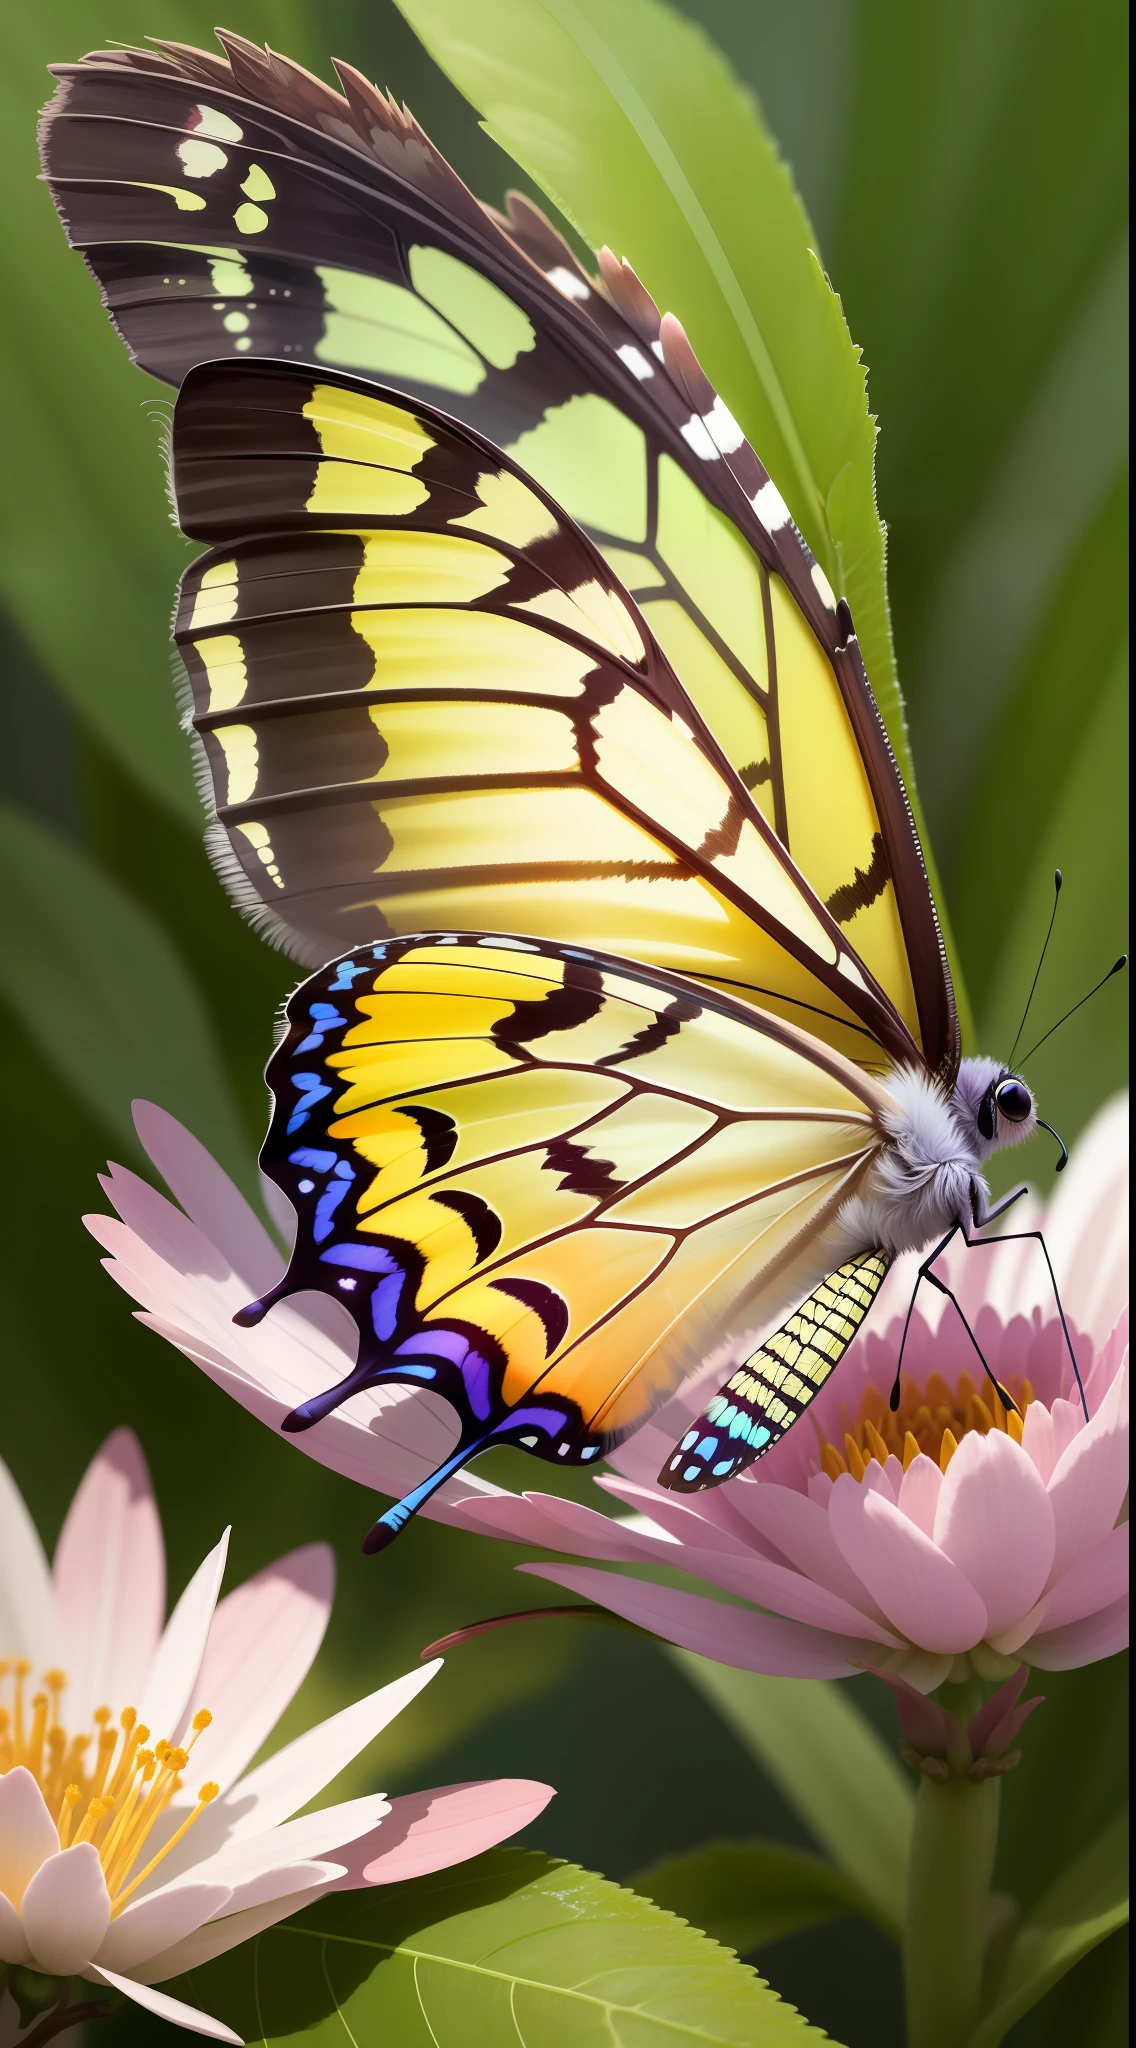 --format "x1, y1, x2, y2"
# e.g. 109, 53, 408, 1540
818, 1369, 1035, 1484
0, 1661, 217, 1916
